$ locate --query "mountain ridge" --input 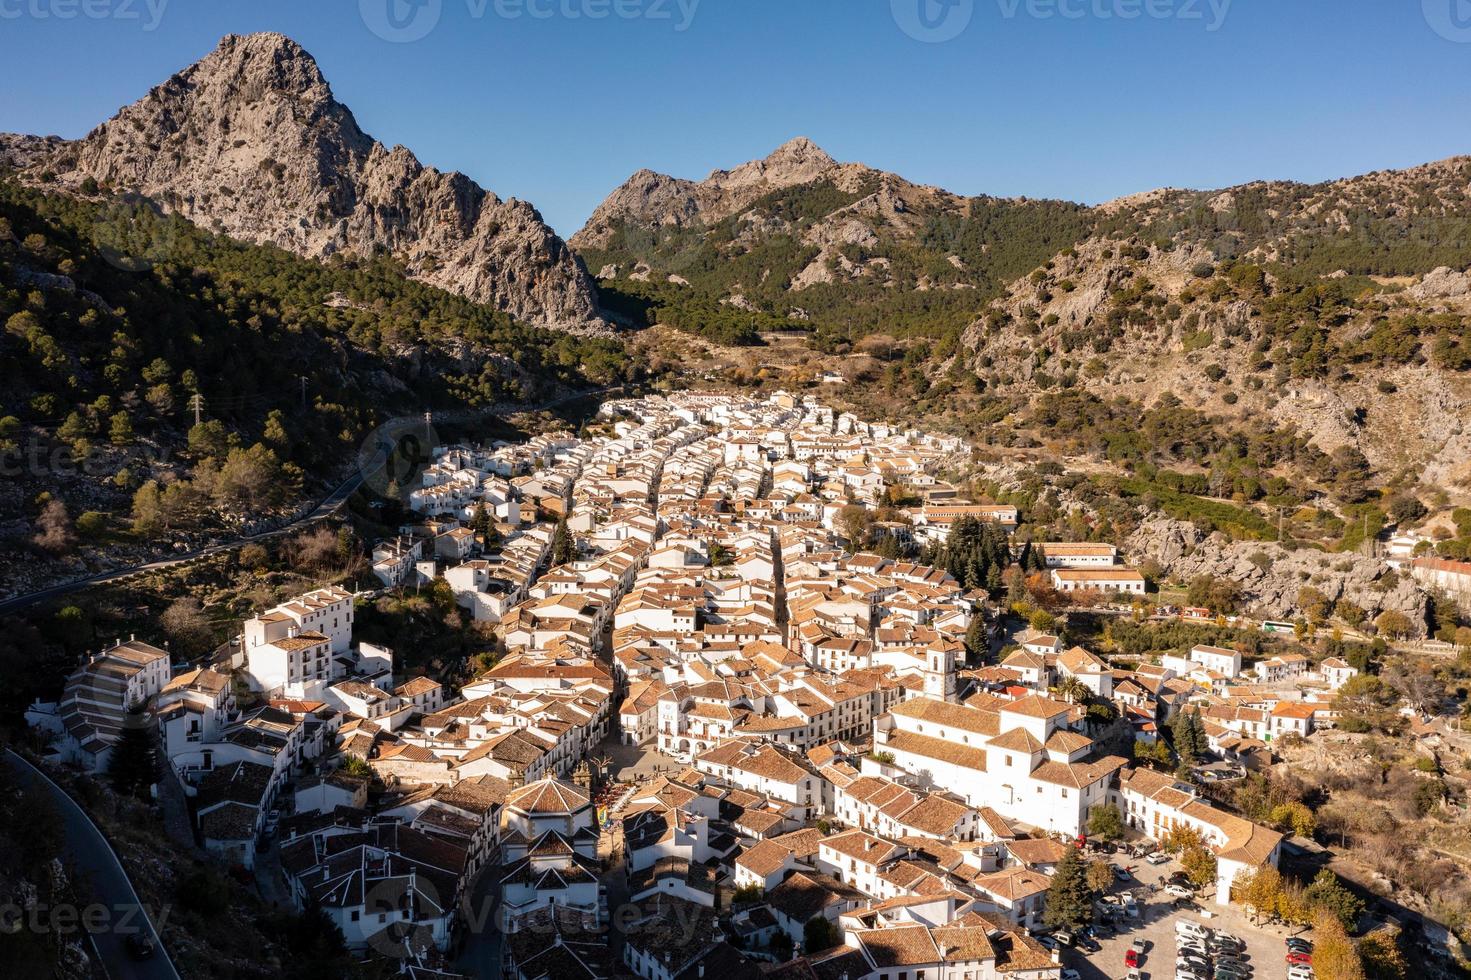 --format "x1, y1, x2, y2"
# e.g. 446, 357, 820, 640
1, 32, 607, 334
